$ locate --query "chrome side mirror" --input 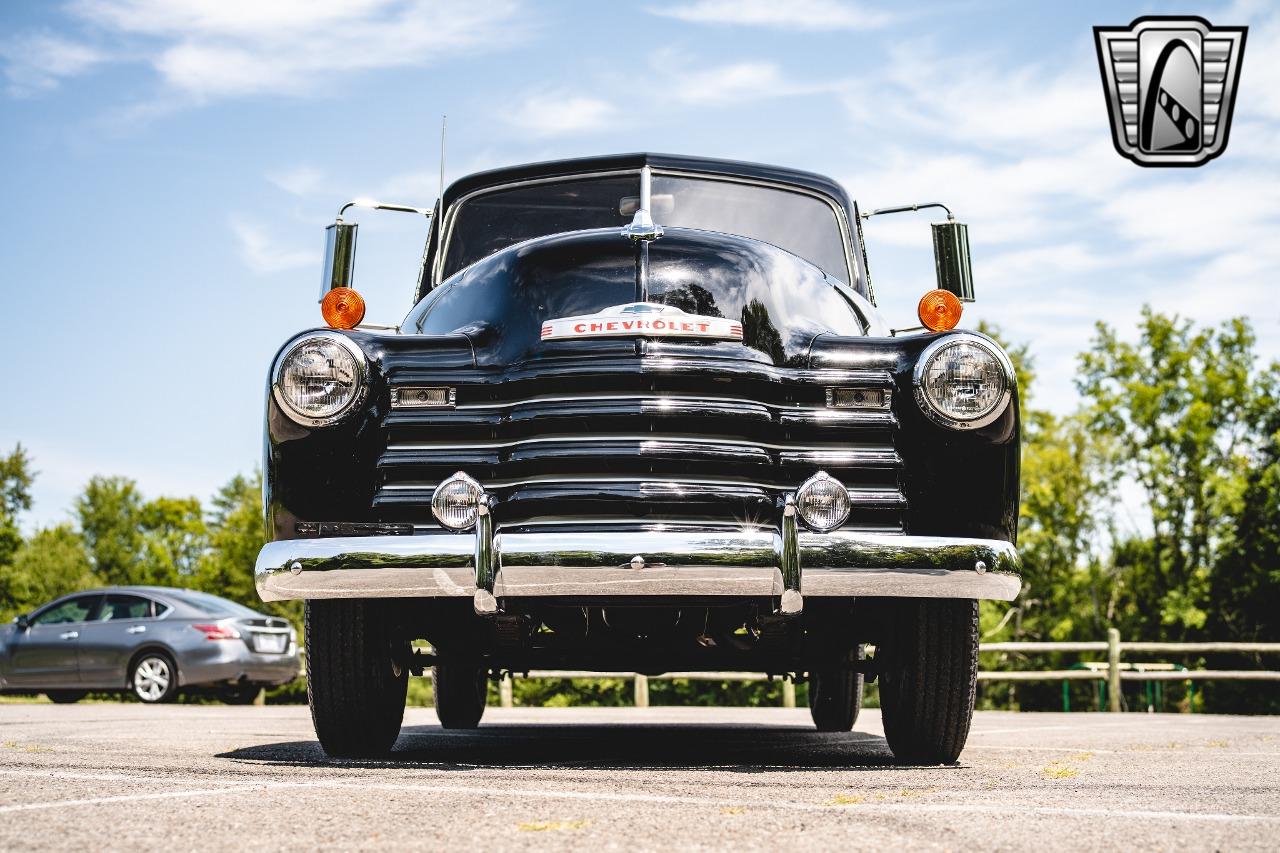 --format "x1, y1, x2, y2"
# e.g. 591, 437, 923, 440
861, 202, 975, 302
320, 221, 358, 300
931, 220, 974, 302
320, 200, 434, 303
